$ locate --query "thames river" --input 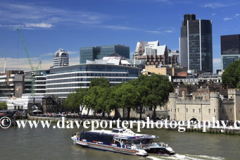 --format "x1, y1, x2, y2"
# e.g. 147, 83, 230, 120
0, 125, 239, 160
